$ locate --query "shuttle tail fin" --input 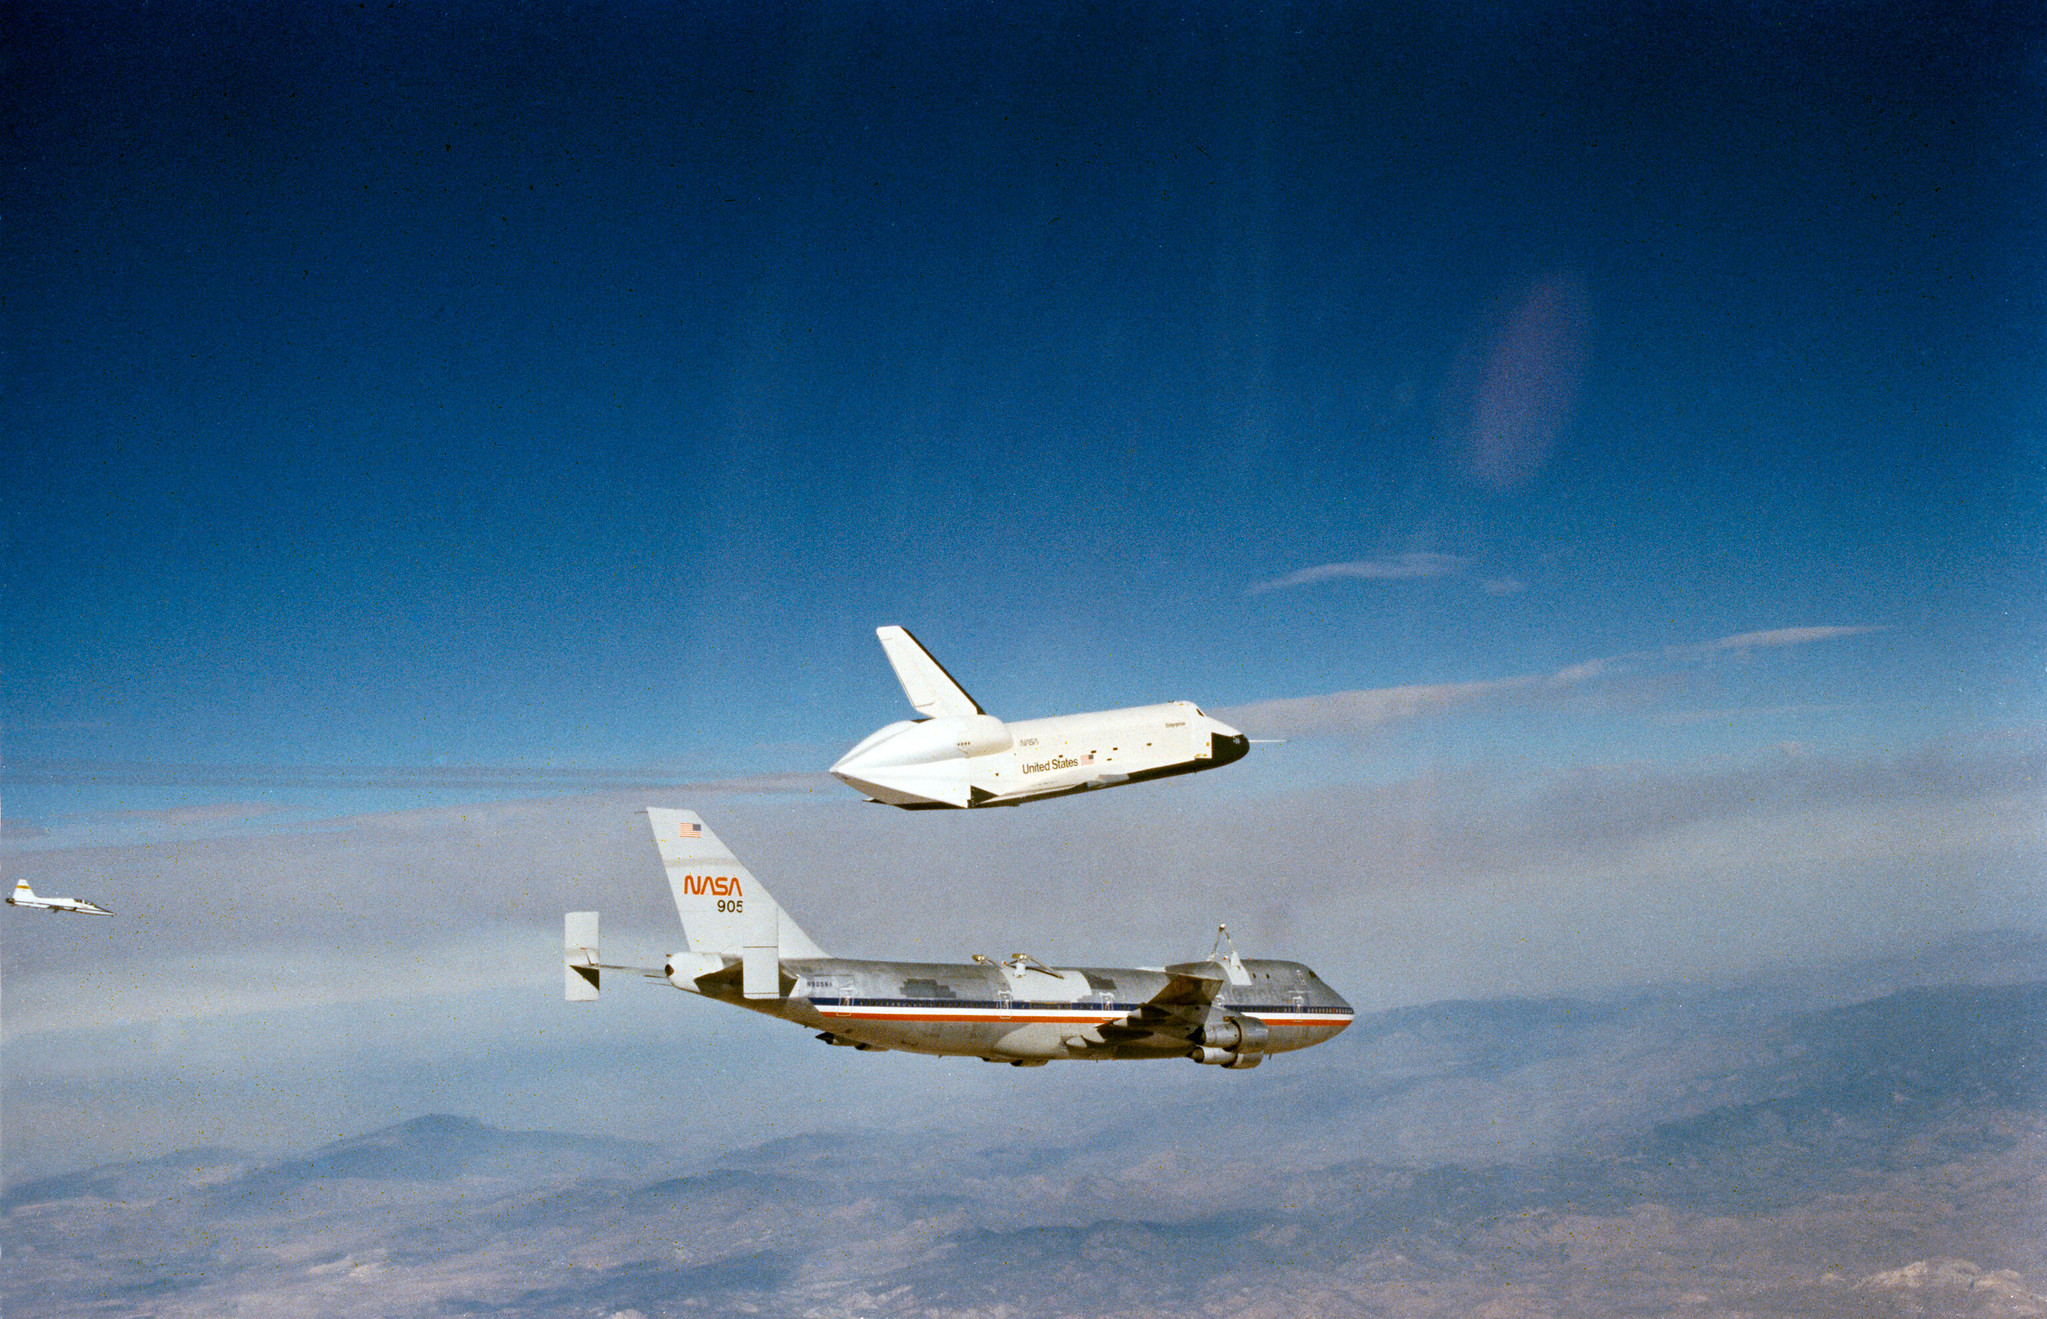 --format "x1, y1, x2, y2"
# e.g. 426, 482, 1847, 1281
875, 626, 984, 717
645, 809, 827, 970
